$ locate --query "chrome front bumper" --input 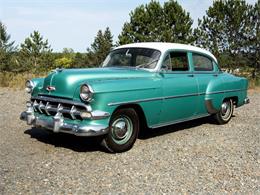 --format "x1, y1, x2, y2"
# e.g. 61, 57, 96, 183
20, 106, 109, 137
